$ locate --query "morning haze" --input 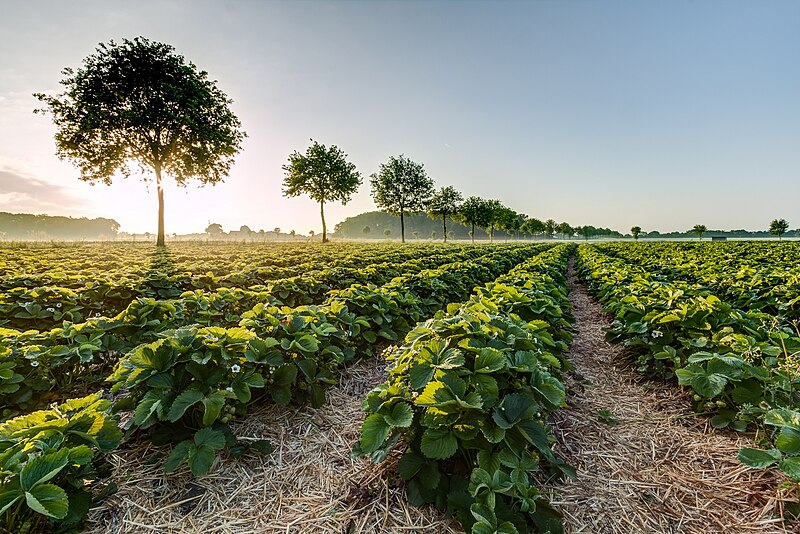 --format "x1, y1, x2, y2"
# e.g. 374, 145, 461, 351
0, 0, 797, 236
